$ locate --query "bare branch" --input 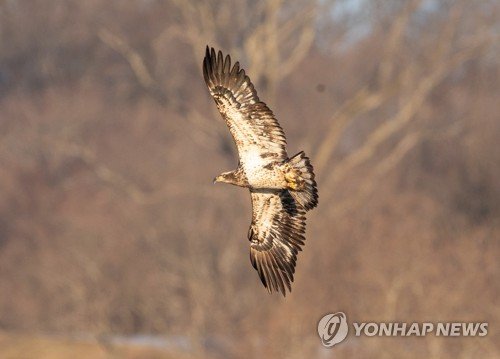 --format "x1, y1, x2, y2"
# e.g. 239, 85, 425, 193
314, 1, 422, 174
321, 3, 487, 195
330, 132, 420, 217
98, 28, 155, 90
377, 0, 422, 85
314, 86, 389, 174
